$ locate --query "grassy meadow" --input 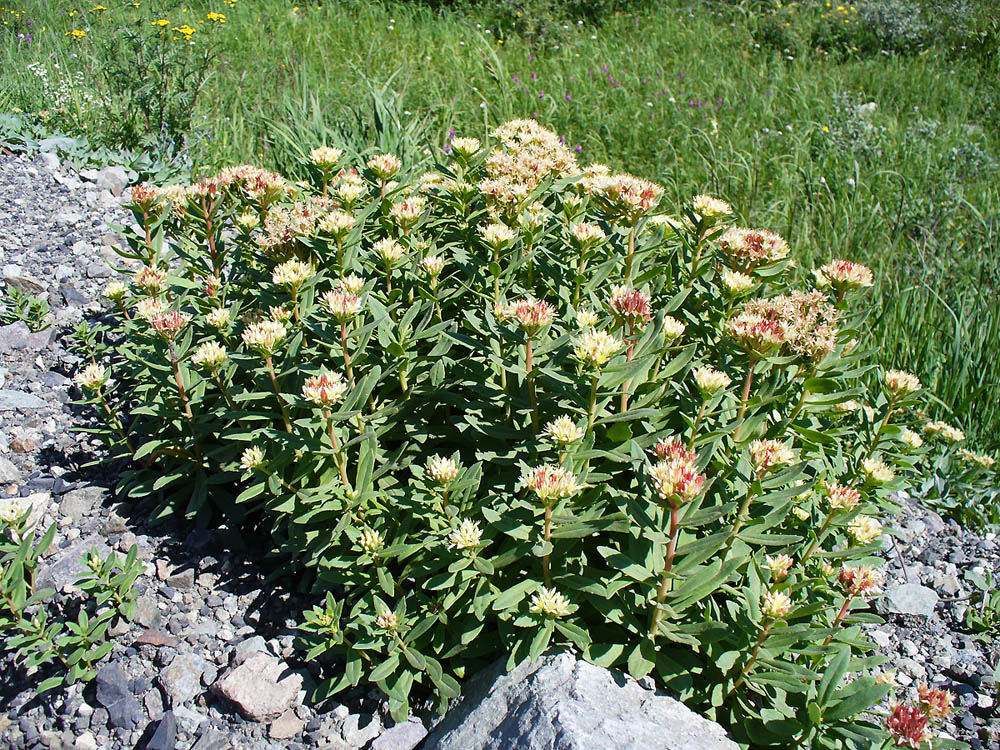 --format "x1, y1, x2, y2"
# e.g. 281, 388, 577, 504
2, 0, 999, 451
